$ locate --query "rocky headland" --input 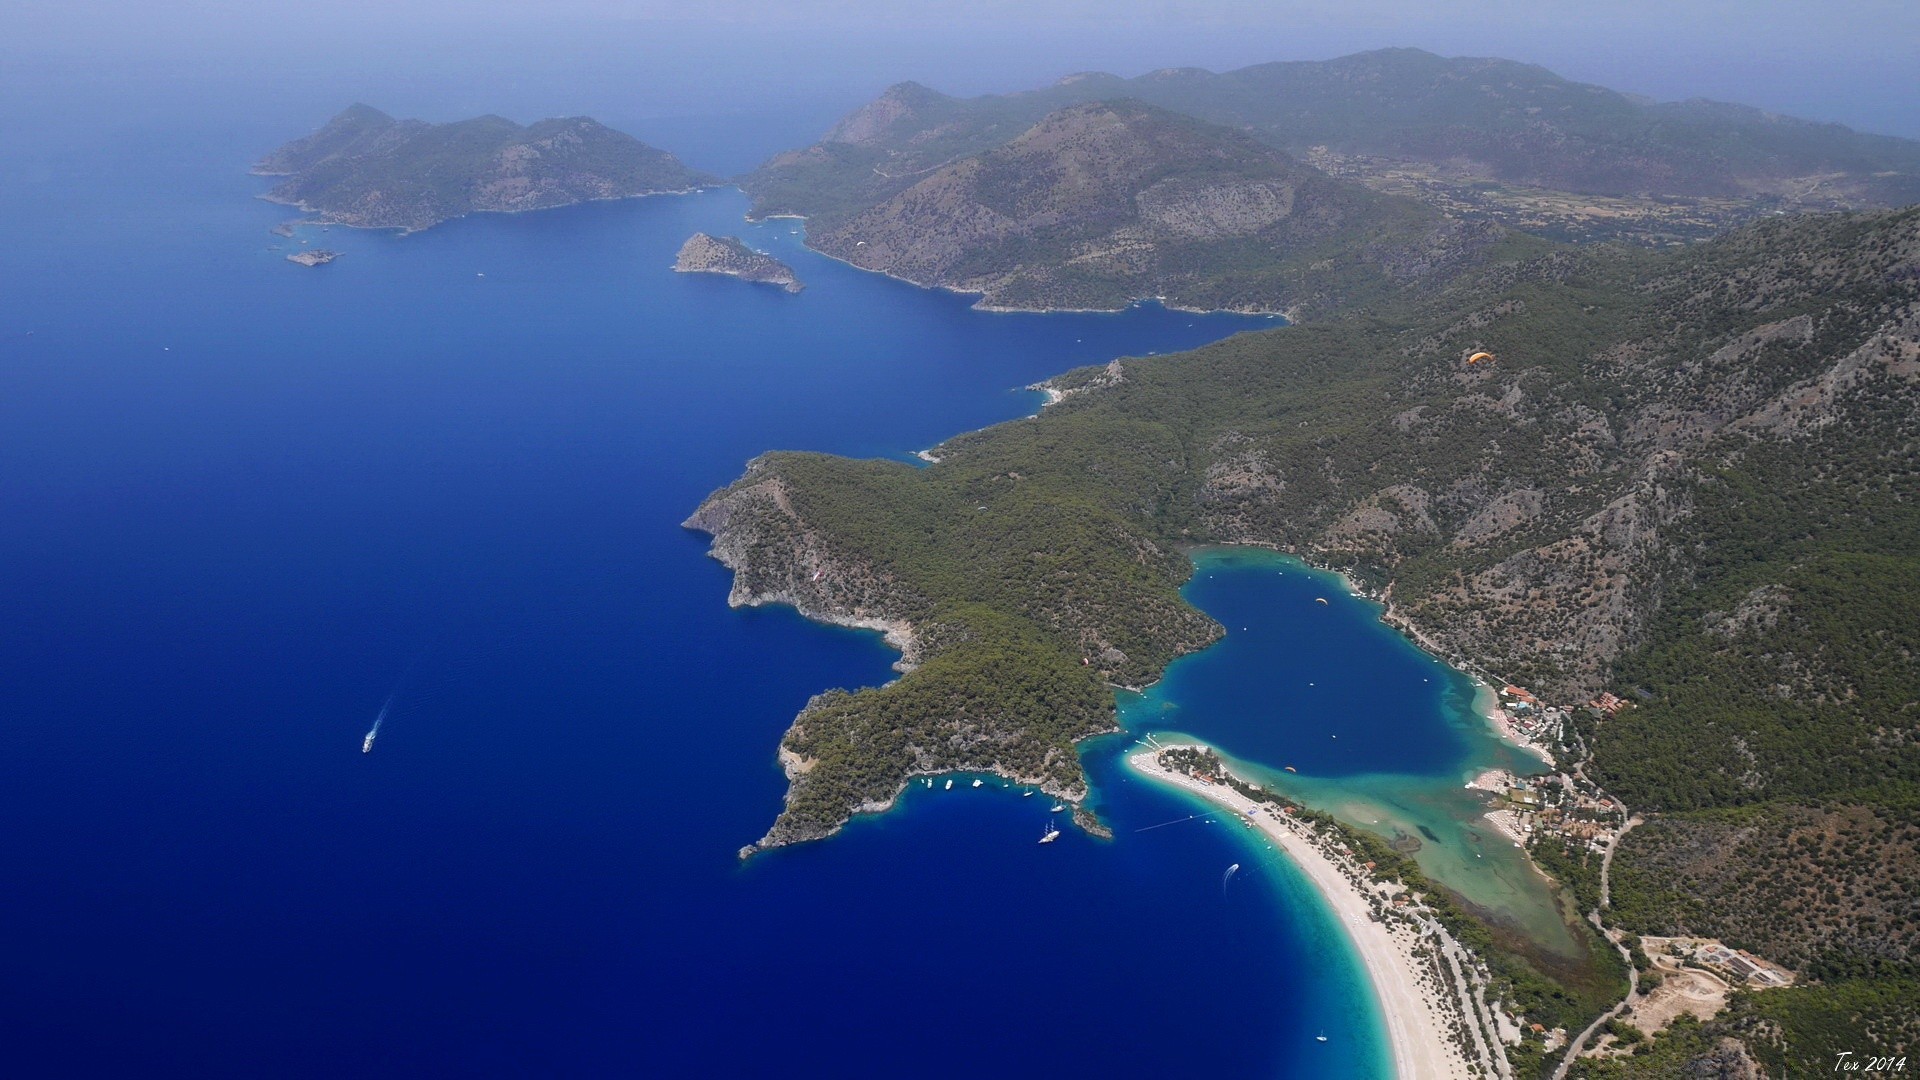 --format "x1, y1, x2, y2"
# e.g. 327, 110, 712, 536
759, 99, 1501, 316
286, 249, 340, 266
